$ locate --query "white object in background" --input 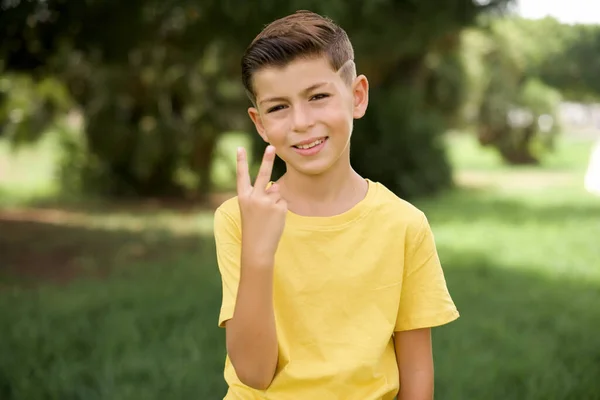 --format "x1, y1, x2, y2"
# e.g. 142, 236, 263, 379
584, 139, 600, 196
